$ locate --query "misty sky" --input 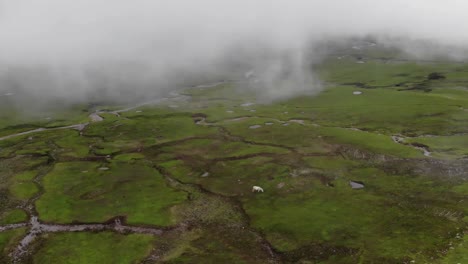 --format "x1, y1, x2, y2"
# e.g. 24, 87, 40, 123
1, 0, 467, 104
